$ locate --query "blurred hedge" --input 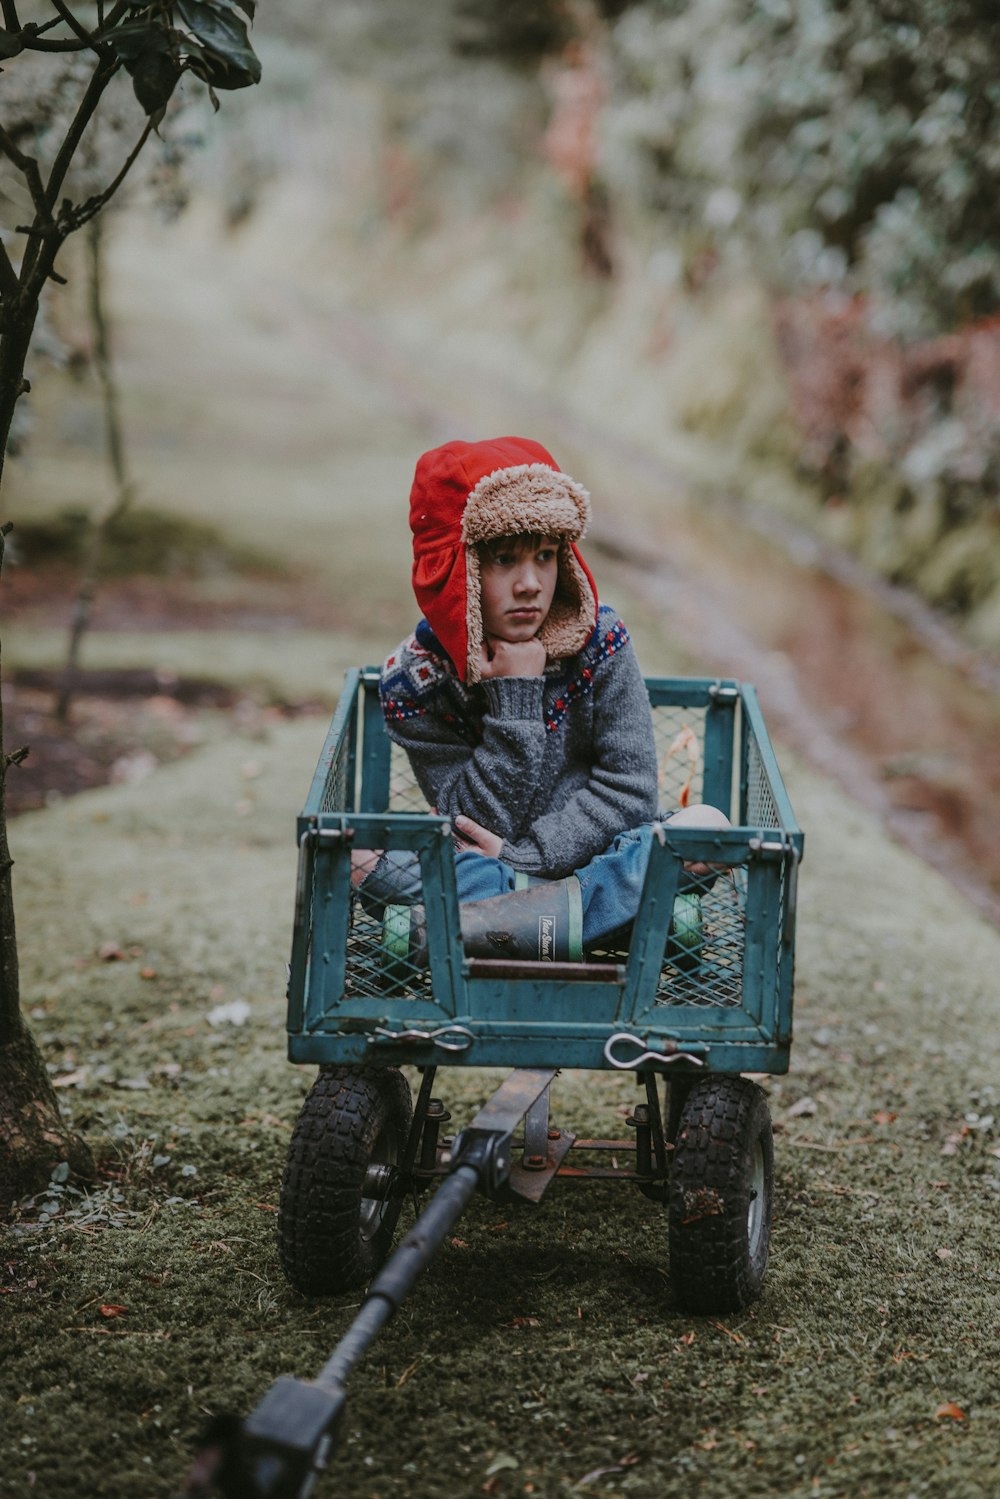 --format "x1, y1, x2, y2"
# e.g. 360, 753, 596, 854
607, 0, 1000, 341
